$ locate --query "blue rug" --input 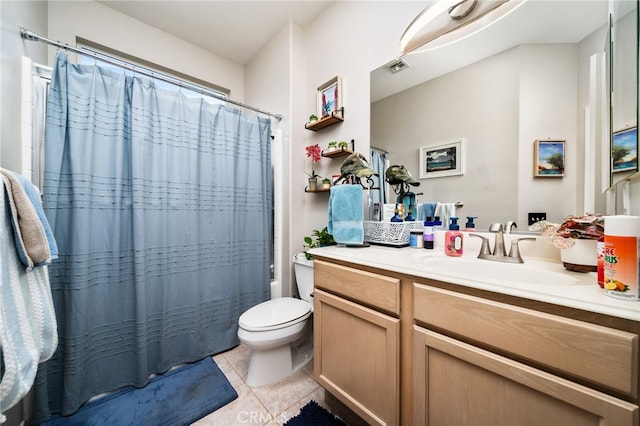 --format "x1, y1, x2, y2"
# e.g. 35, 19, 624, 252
43, 357, 237, 426
285, 400, 345, 426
